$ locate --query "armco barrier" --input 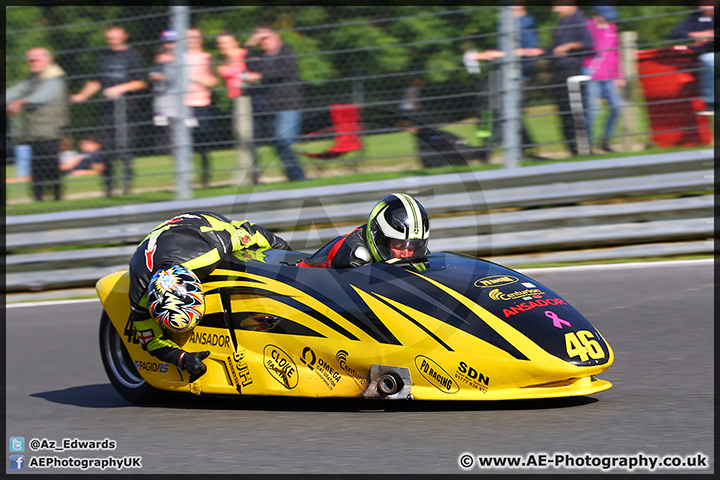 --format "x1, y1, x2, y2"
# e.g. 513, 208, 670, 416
5, 150, 714, 291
